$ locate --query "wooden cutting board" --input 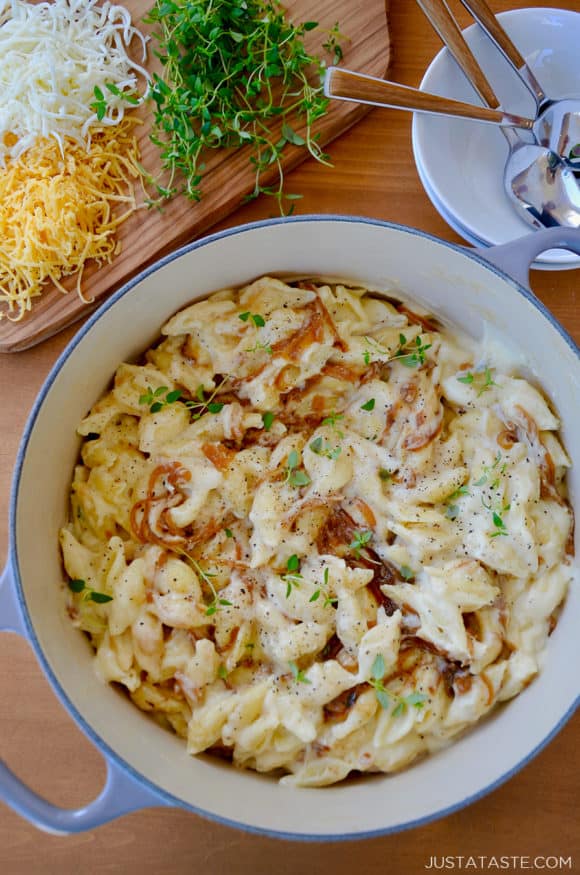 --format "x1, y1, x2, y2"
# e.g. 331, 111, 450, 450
0, 0, 390, 352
